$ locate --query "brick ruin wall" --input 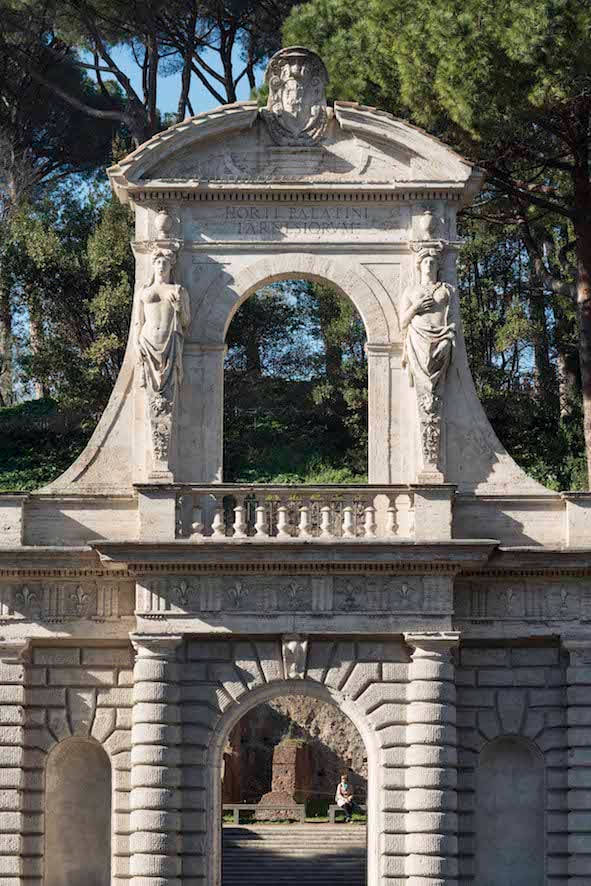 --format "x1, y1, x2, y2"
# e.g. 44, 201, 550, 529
224, 695, 368, 804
